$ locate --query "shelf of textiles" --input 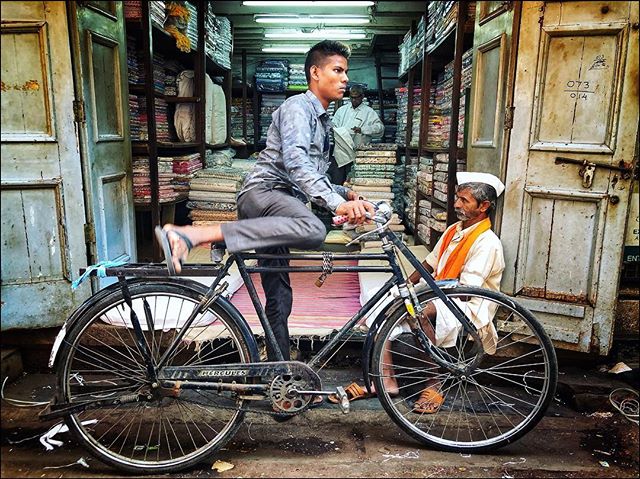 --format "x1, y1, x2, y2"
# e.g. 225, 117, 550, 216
124, 1, 232, 73
398, 14, 426, 79
415, 151, 467, 248
132, 153, 203, 206
425, 1, 476, 57
424, 48, 473, 150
